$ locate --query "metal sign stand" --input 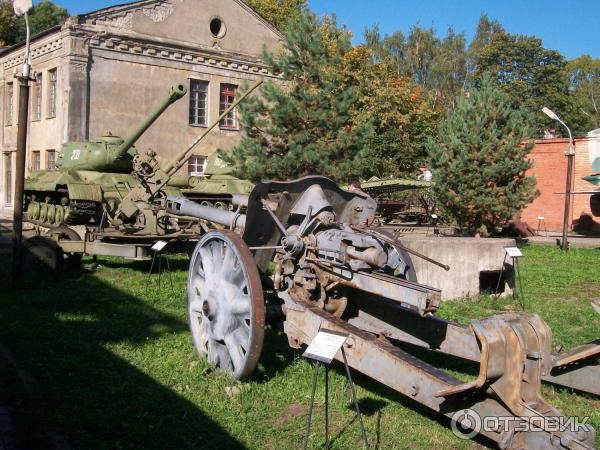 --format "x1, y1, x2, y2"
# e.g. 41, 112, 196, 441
495, 246, 525, 308
148, 240, 173, 291
302, 330, 369, 450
